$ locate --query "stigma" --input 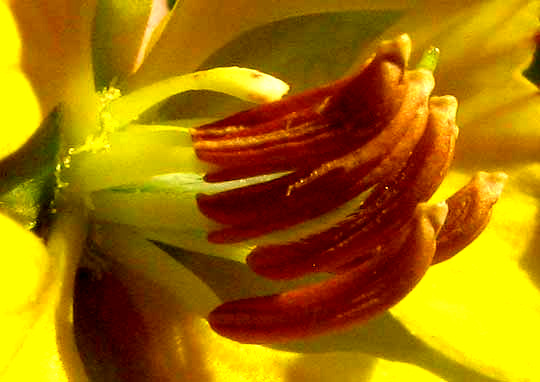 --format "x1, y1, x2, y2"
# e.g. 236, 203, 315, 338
189, 34, 506, 343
